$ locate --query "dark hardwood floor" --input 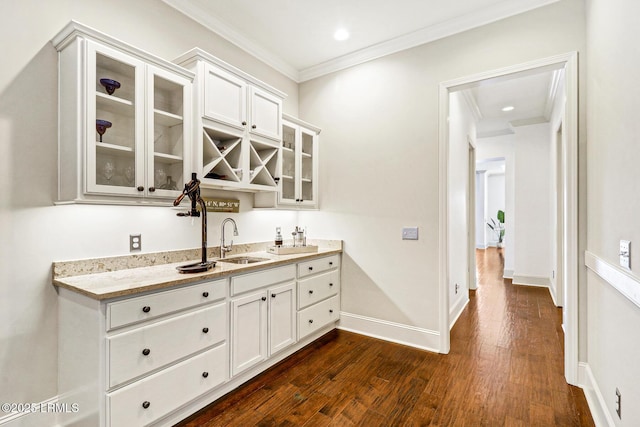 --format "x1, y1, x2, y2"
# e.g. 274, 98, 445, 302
176, 248, 594, 426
